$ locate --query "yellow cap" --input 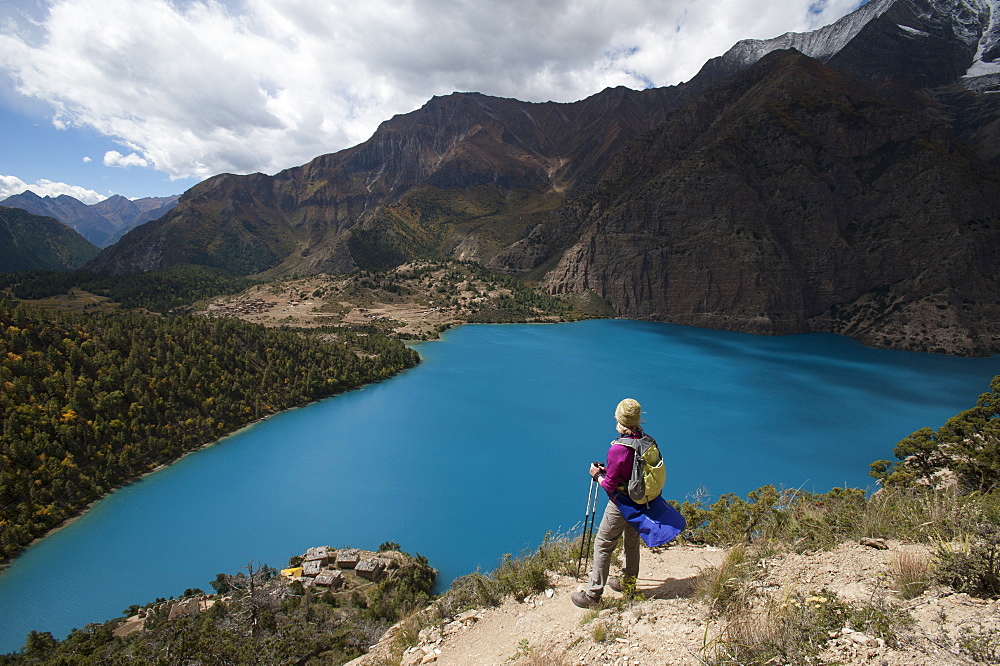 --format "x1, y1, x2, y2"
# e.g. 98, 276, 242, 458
615, 398, 642, 428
